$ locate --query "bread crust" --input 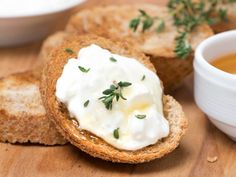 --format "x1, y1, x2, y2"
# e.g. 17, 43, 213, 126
38, 31, 70, 66
40, 34, 187, 163
0, 71, 67, 145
